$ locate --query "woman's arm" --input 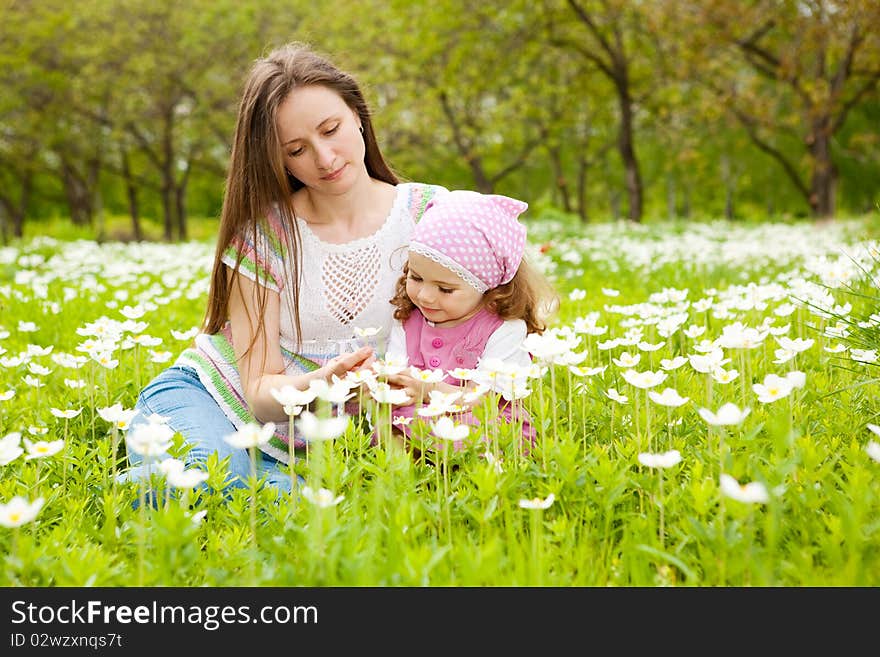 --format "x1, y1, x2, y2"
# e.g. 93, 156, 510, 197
228, 269, 372, 423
